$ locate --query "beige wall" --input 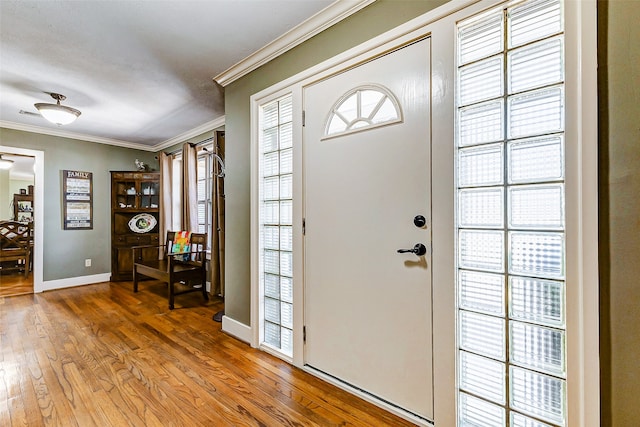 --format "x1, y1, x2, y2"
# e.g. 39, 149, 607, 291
599, 1, 640, 425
